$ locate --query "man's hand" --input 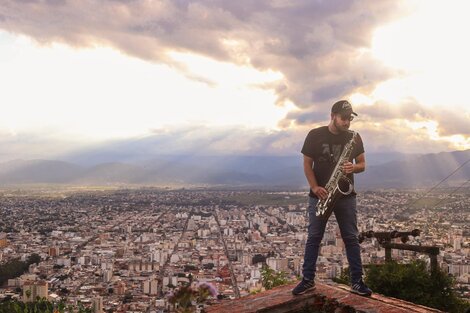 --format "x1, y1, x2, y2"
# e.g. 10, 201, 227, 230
342, 161, 355, 174
312, 186, 328, 200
